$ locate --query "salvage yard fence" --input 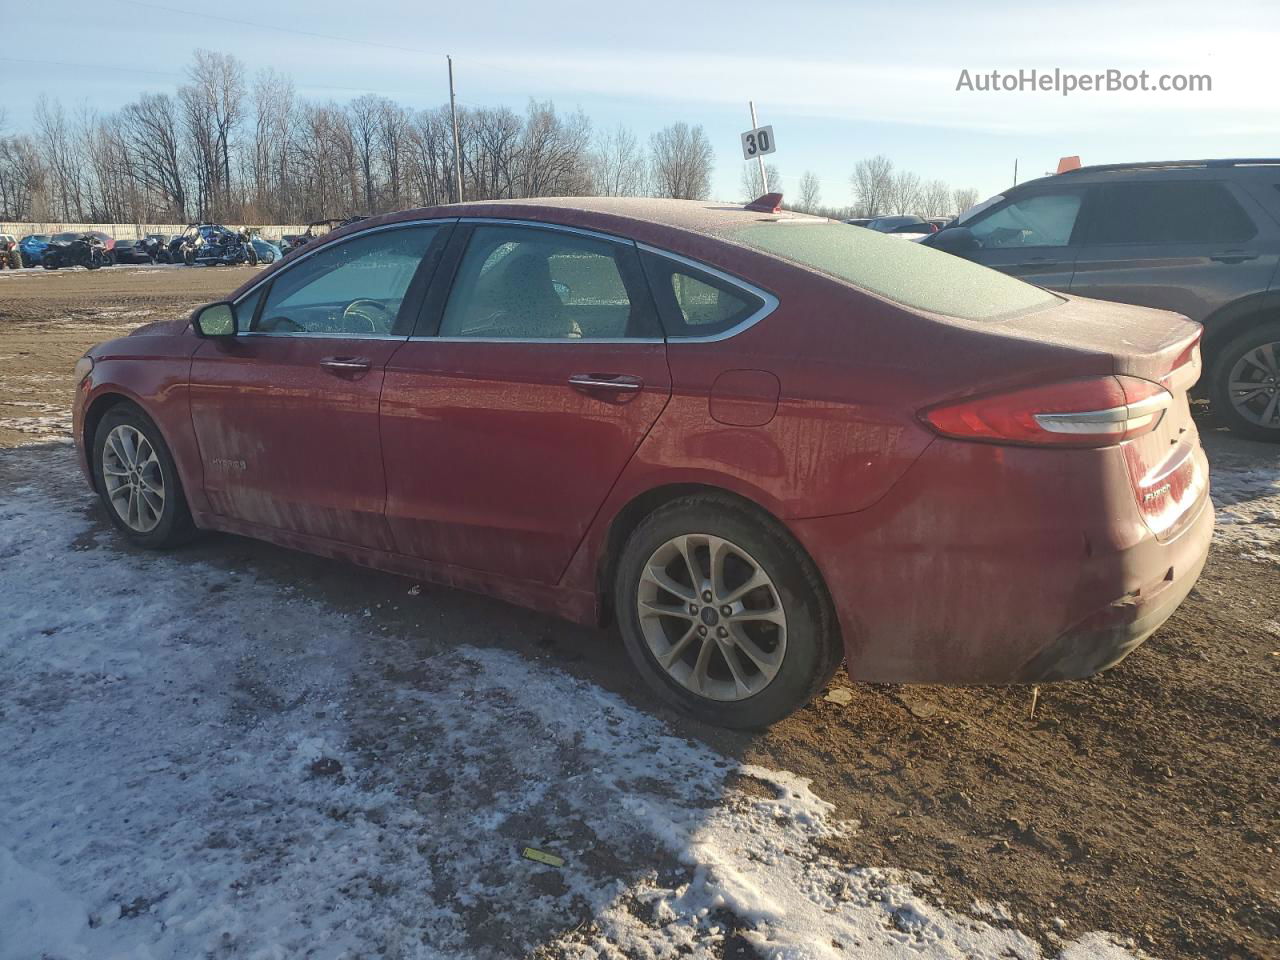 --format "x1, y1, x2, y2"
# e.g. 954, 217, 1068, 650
1, 222, 311, 240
